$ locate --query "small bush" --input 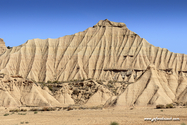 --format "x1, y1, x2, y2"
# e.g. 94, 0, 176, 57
9, 109, 20, 112
25, 122, 29, 124
4, 113, 9, 116
183, 102, 187, 106
67, 107, 73, 111
53, 81, 58, 83
41, 107, 56, 111
7, 46, 12, 49
42, 107, 49, 111
107, 84, 114, 88
9, 109, 14, 112
110, 121, 119, 125
30, 108, 39, 111
166, 104, 174, 108
20, 122, 24, 124
34, 111, 38, 114
18, 113, 26, 115
181, 123, 186, 125
47, 80, 52, 83
47, 85, 53, 91
20, 109, 27, 112
156, 104, 165, 109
